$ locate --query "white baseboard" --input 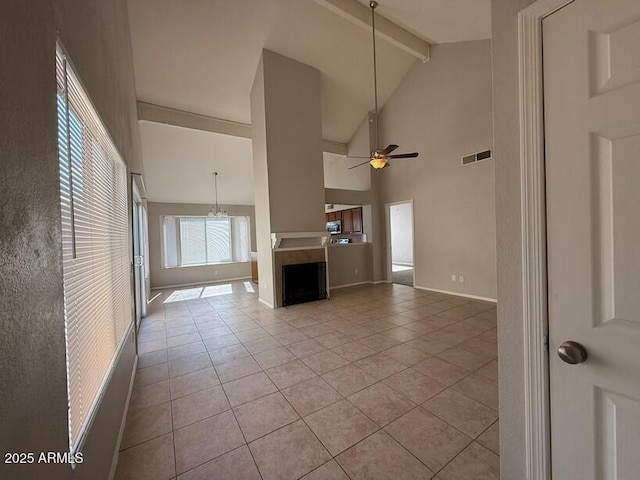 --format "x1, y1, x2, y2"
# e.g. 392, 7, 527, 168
414, 285, 497, 303
108, 352, 138, 480
152, 276, 251, 291
329, 280, 373, 290
258, 297, 274, 309
392, 262, 414, 267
